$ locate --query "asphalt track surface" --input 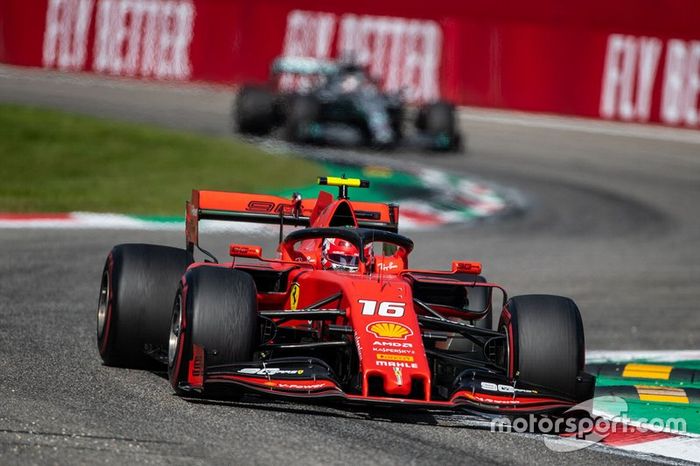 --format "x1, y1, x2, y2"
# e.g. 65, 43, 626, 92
2, 65, 700, 465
